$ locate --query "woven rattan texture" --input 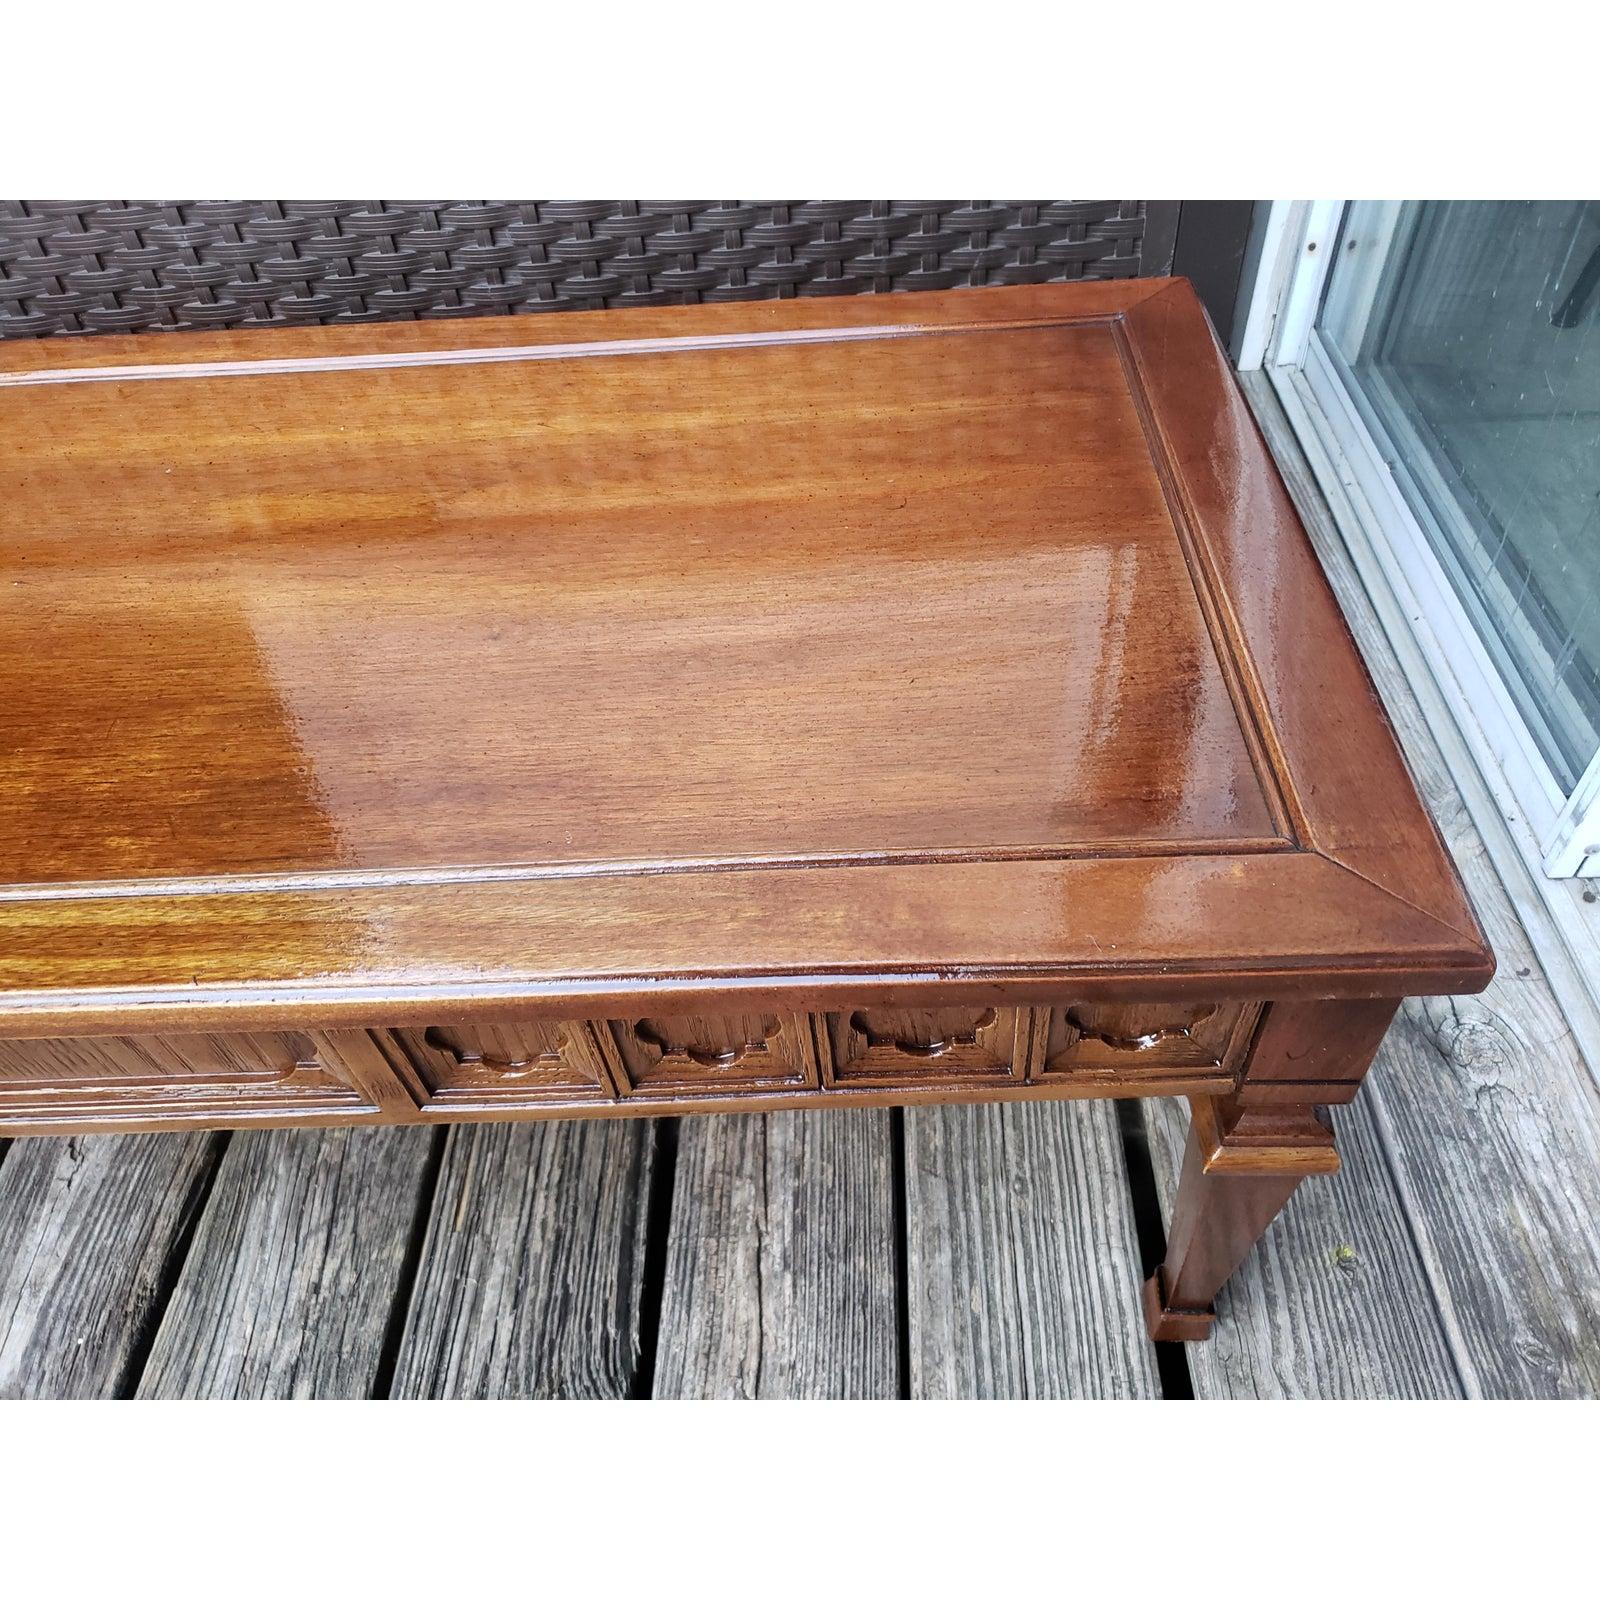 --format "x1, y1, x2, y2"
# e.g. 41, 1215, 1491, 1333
0, 201, 1155, 337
